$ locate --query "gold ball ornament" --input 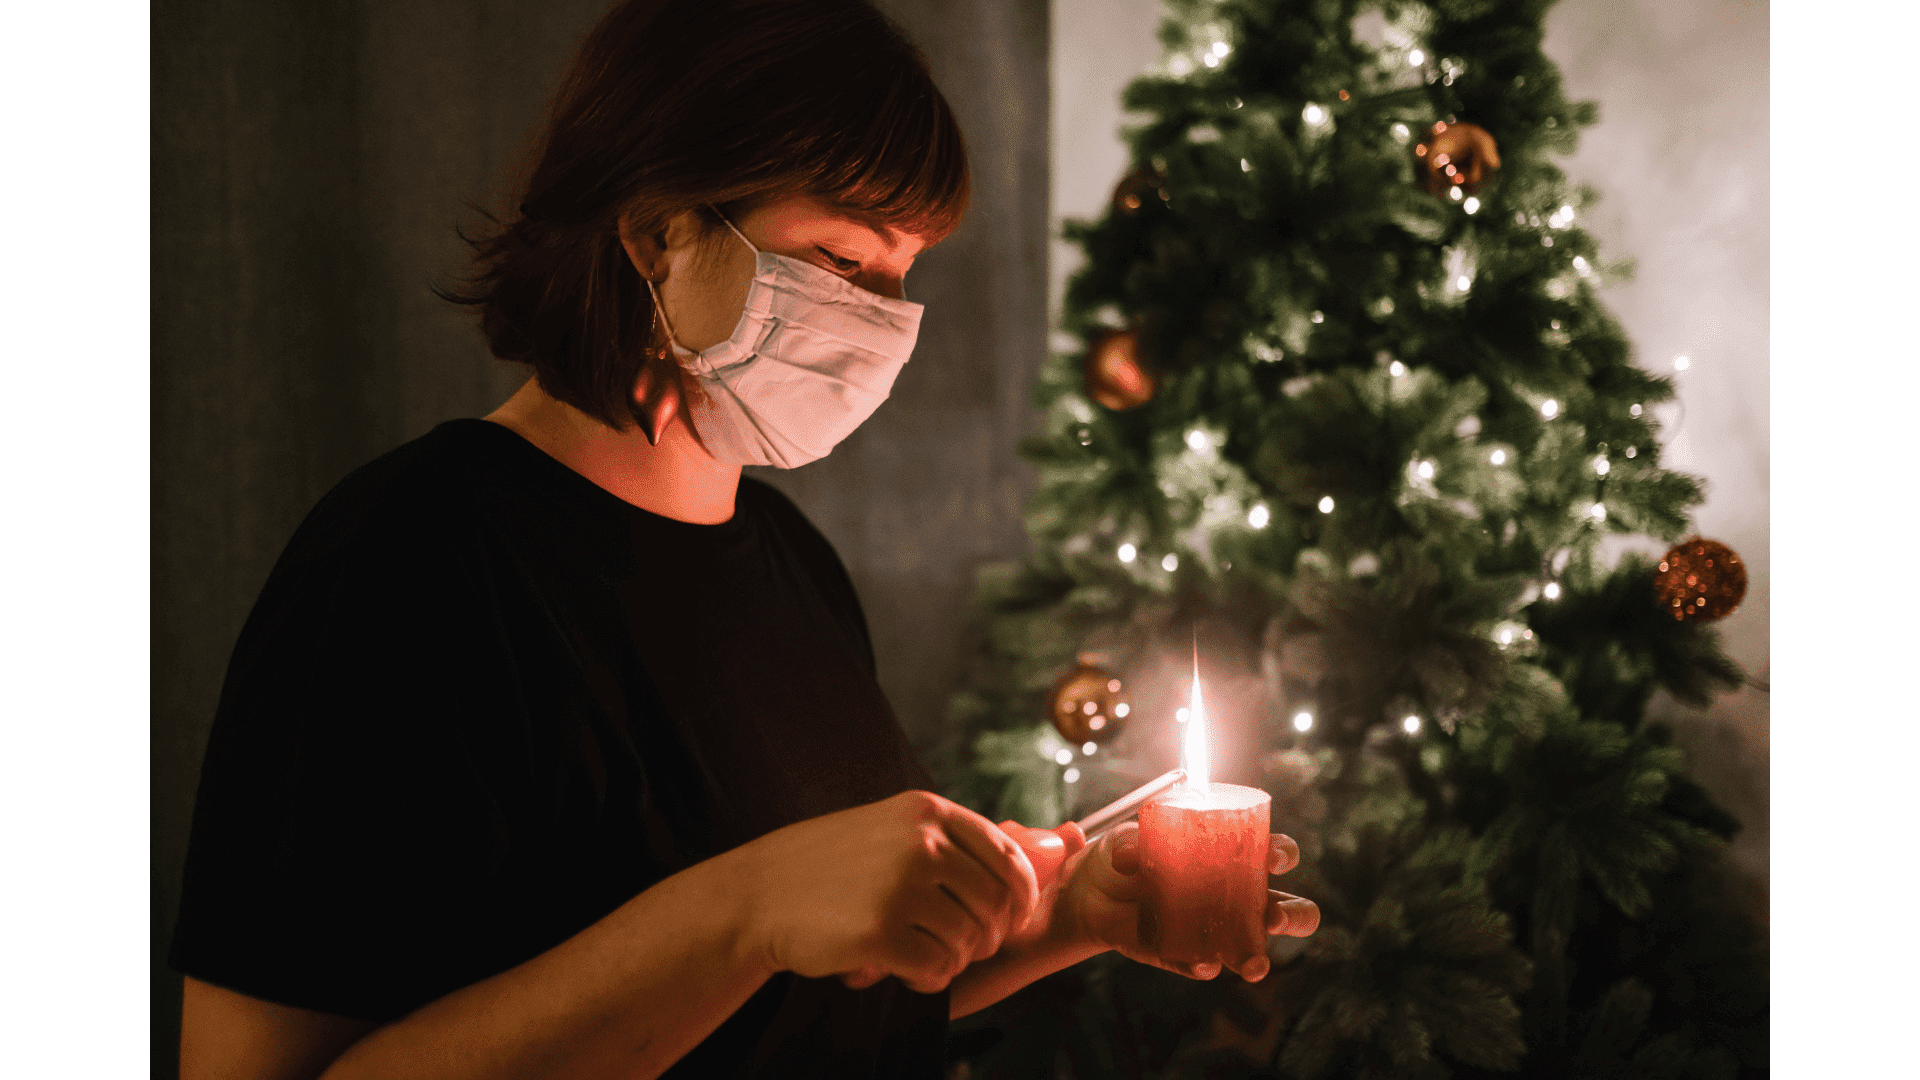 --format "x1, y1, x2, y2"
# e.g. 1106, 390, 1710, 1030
1111, 166, 1167, 215
1048, 660, 1131, 744
1414, 120, 1501, 198
1084, 329, 1156, 411
1654, 538, 1747, 621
